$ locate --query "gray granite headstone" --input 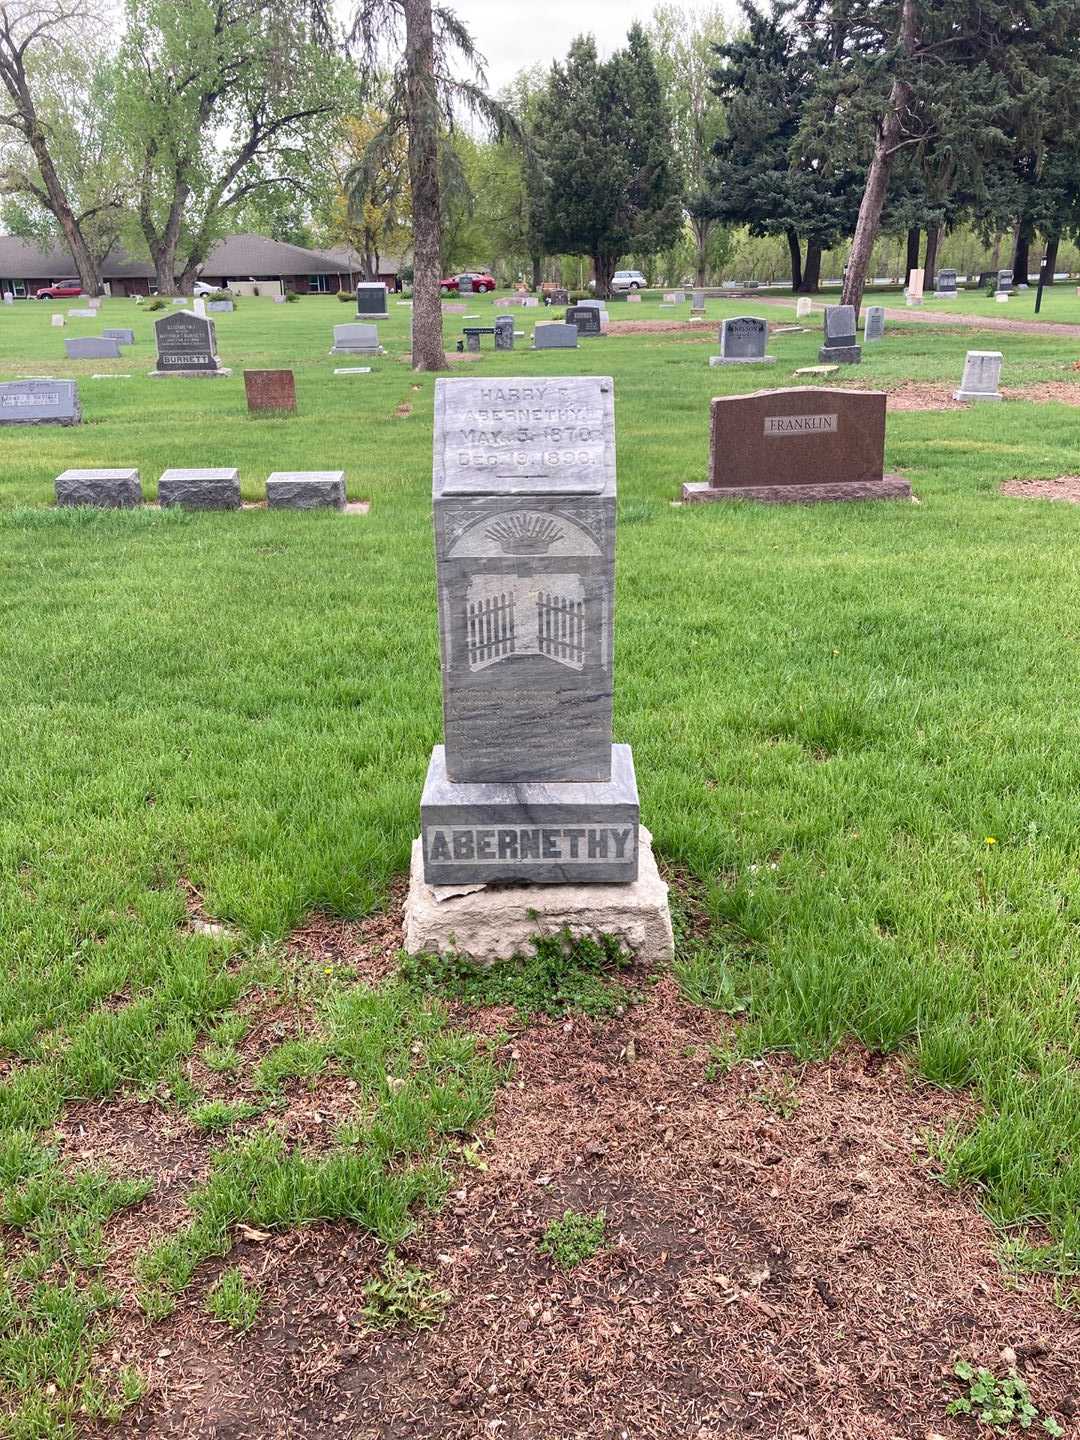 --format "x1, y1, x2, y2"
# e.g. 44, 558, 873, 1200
533, 323, 578, 350
935, 269, 958, 296
457, 275, 474, 296
55, 468, 141, 507
65, 336, 122, 360
331, 323, 380, 355
997, 269, 1012, 293
691, 290, 705, 312
0, 378, 80, 426
819, 304, 861, 363
421, 374, 638, 884
713, 315, 772, 365
153, 311, 223, 372
266, 471, 346, 508
955, 350, 1002, 402
356, 282, 389, 317
566, 305, 601, 337
864, 306, 885, 341
549, 288, 569, 305
158, 467, 241, 509
206, 300, 233, 313
103, 328, 135, 346
494, 315, 514, 350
